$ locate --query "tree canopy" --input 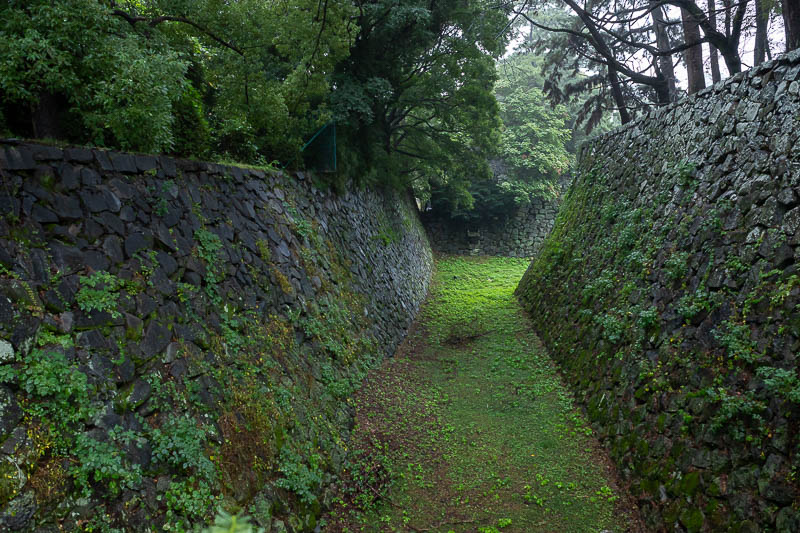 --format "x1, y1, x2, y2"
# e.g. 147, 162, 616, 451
1, 0, 357, 160
428, 52, 576, 221
2, 0, 795, 218
0, 0, 511, 200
